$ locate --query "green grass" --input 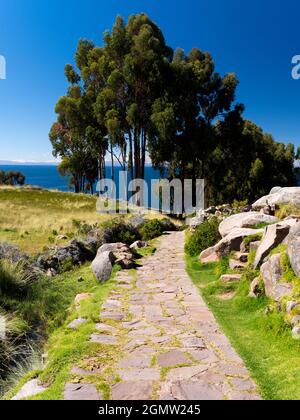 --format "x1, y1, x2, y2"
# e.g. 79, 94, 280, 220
0, 187, 168, 255
2, 264, 119, 400
186, 255, 300, 400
